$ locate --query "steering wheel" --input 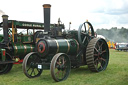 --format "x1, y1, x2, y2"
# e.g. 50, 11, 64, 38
78, 21, 94, 46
